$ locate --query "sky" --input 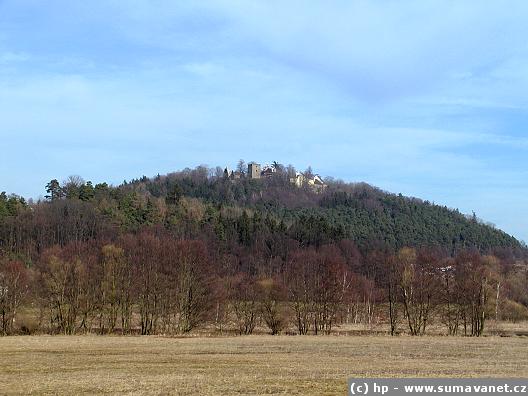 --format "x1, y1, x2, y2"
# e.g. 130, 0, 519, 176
0, 1, 527, 242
